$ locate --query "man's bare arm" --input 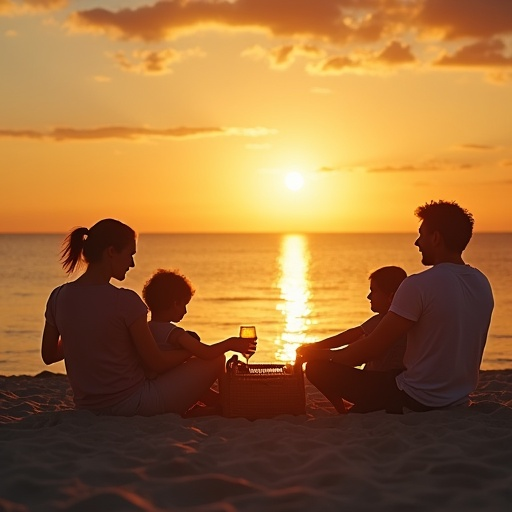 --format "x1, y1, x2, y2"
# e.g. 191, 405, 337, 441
302, 312, 413, 367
